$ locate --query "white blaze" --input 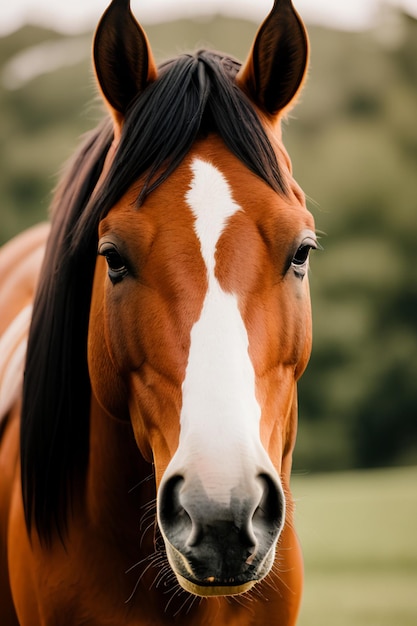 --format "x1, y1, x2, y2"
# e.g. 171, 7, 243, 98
175, 158, 263, 502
